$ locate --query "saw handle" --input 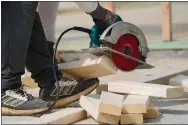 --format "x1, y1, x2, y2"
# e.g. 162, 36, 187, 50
74, 26, 92, 34
73, 26, 102, 48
